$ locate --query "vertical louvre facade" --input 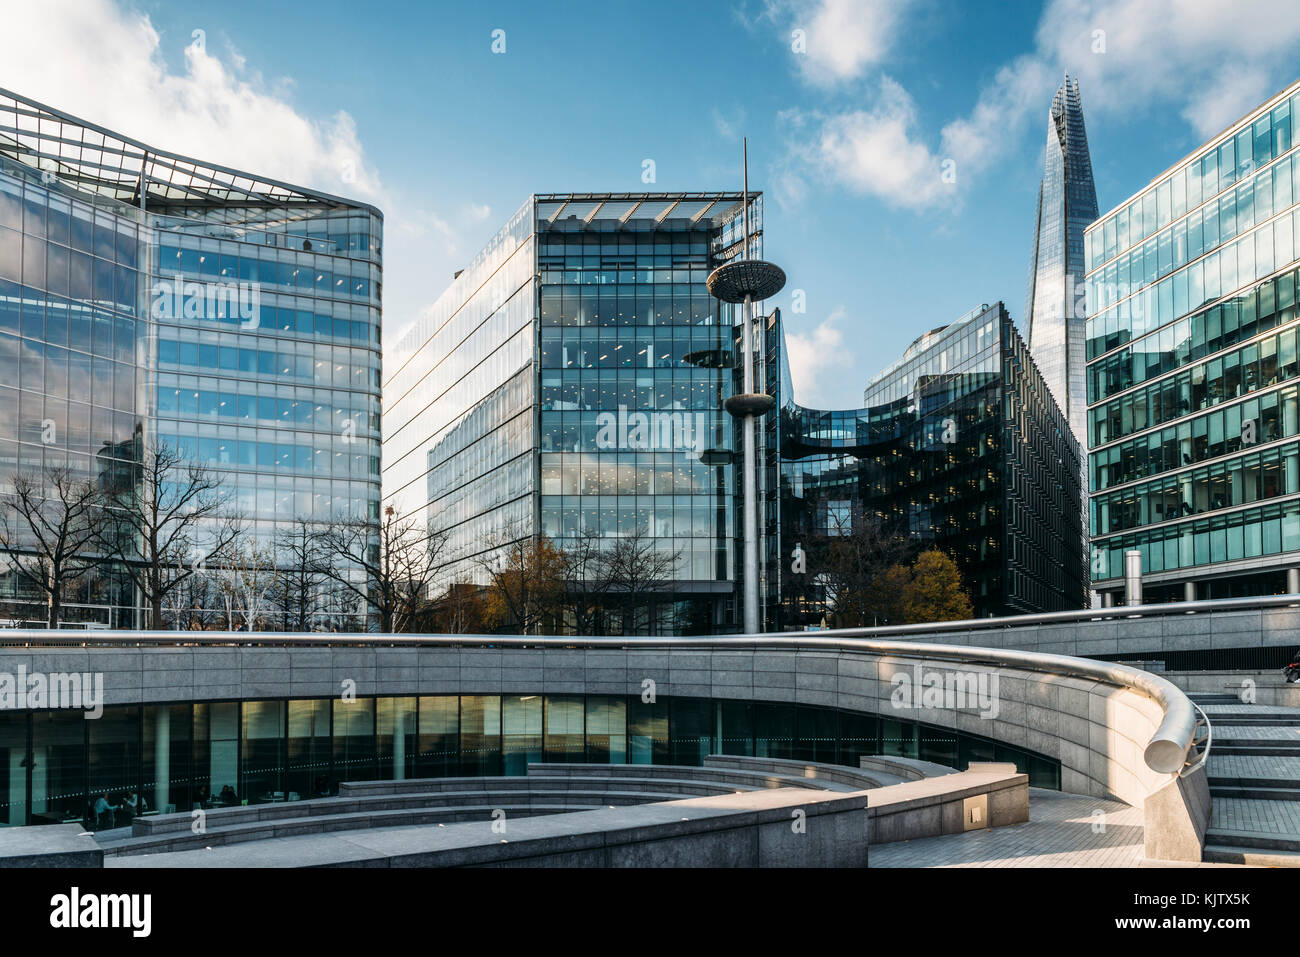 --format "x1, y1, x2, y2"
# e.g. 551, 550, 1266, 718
773, 302, 1085, 625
